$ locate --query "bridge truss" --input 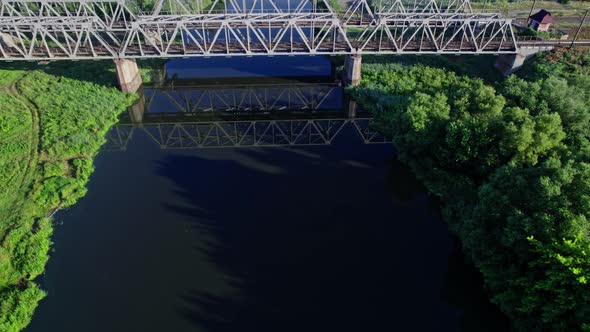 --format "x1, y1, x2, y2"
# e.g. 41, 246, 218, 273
106, 117, 389, 149
0, 0, 519, 60
142, 83, 340, 113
